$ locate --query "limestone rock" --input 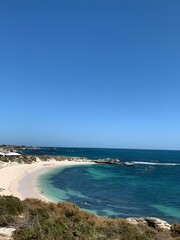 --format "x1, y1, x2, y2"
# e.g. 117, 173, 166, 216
127, 217, 171, 230
0, 227, 15, 240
